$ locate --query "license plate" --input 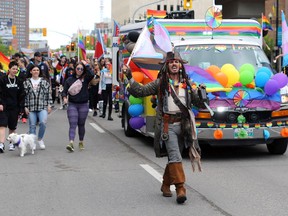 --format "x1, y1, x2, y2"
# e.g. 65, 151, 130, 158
234, 128, 254, 138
